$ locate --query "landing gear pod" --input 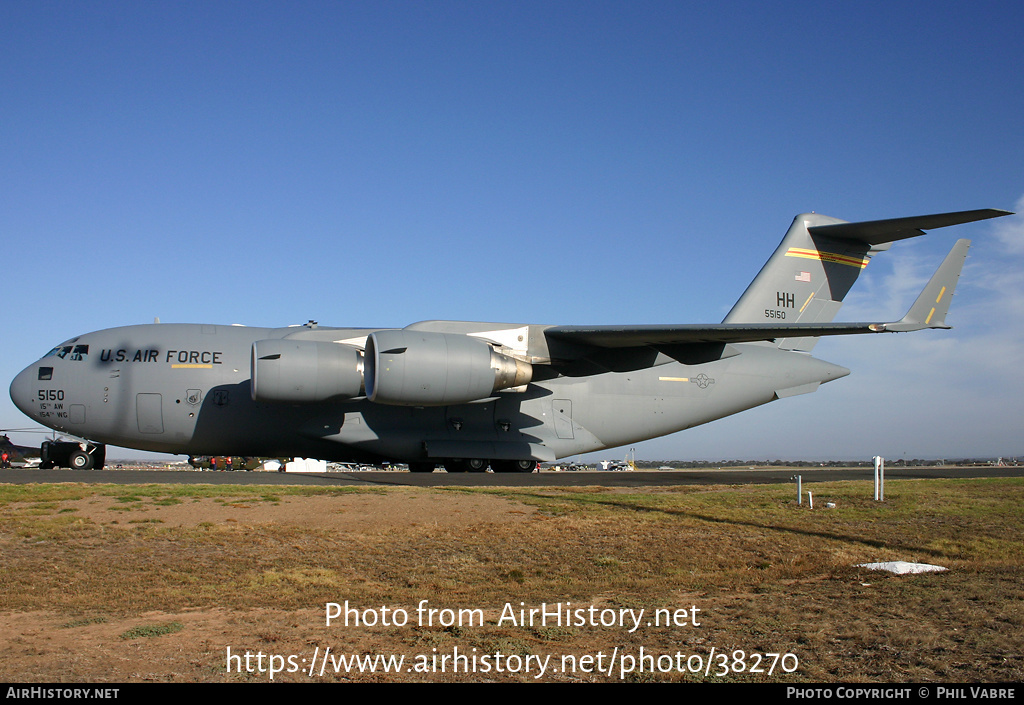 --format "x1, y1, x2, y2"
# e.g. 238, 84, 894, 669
365, 330, 532, 406
251, 339, 364, 403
